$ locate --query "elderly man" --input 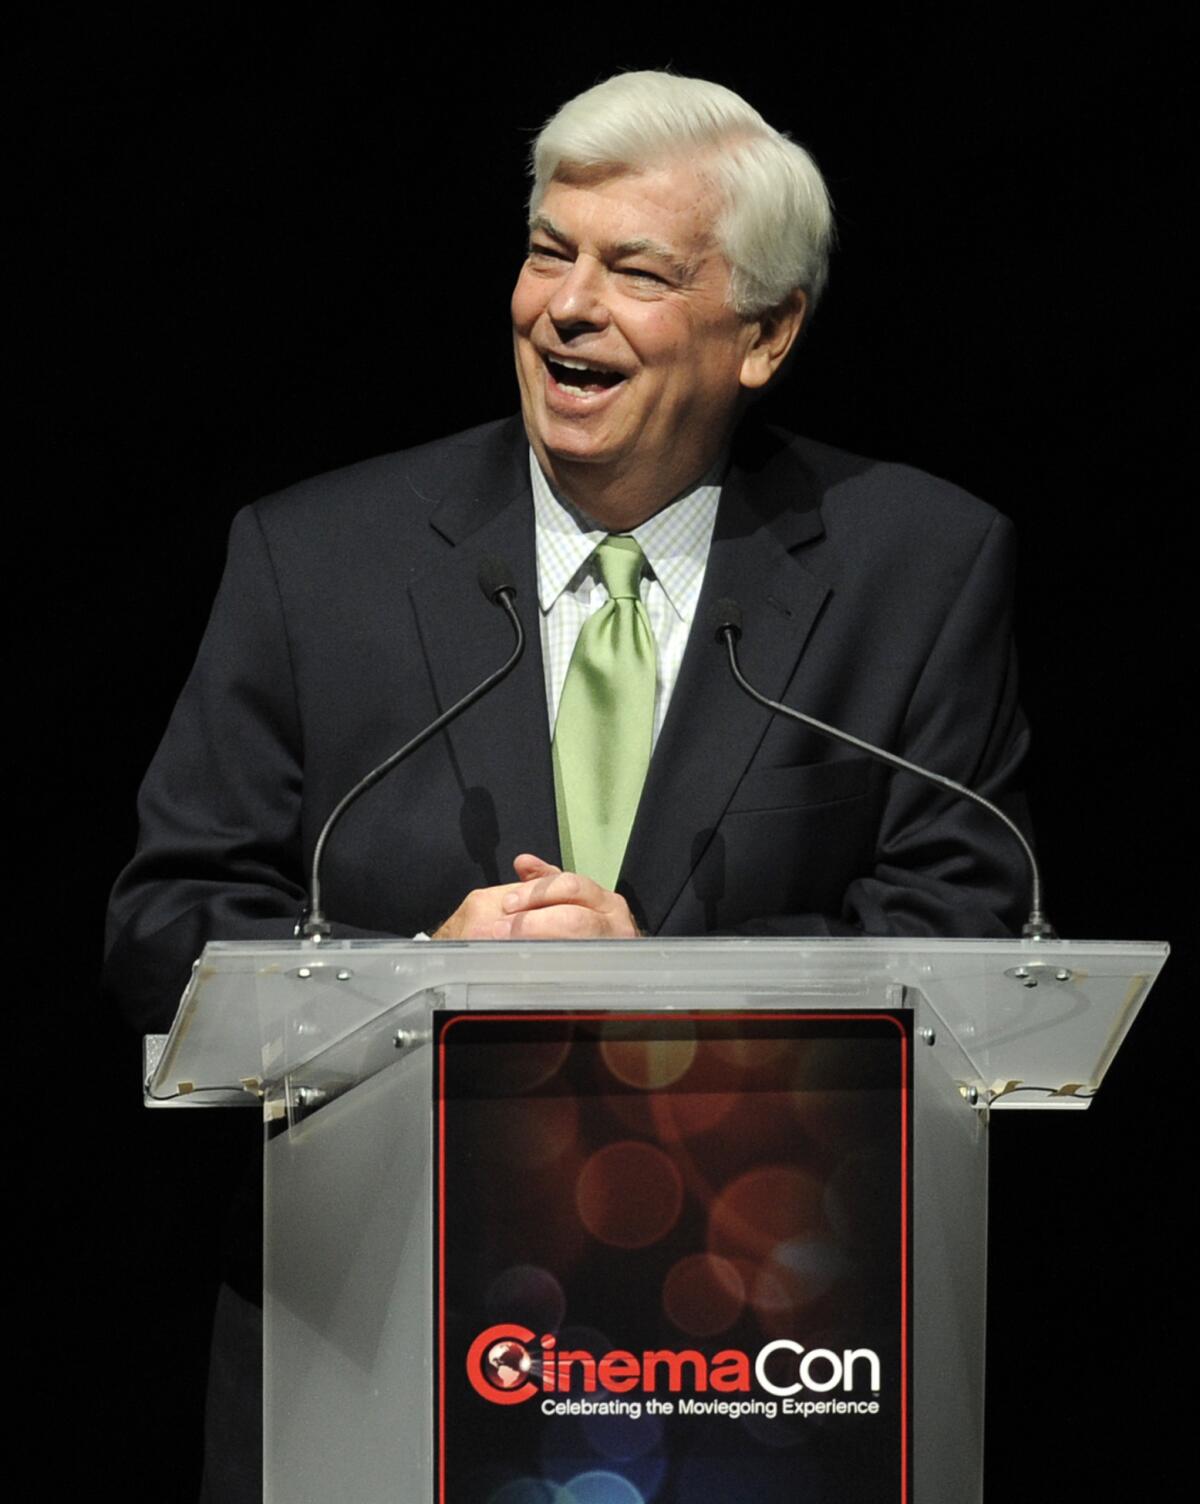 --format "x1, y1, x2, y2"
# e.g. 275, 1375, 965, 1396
107, 76, 1028, 1495
107, 72, 1028, 1037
